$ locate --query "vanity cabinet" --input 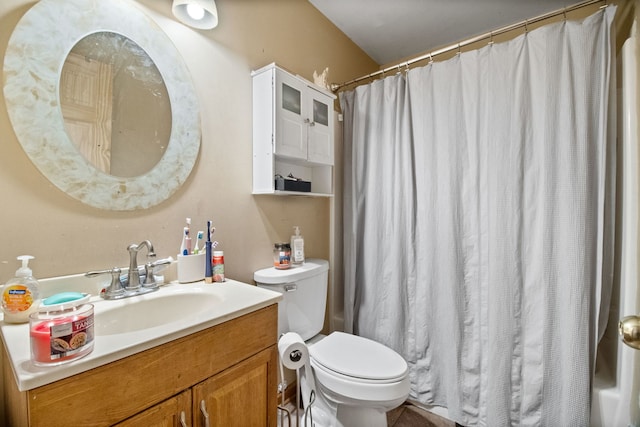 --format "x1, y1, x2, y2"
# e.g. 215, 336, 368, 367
3, 304, 278, 427
252, 63, 336, 196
